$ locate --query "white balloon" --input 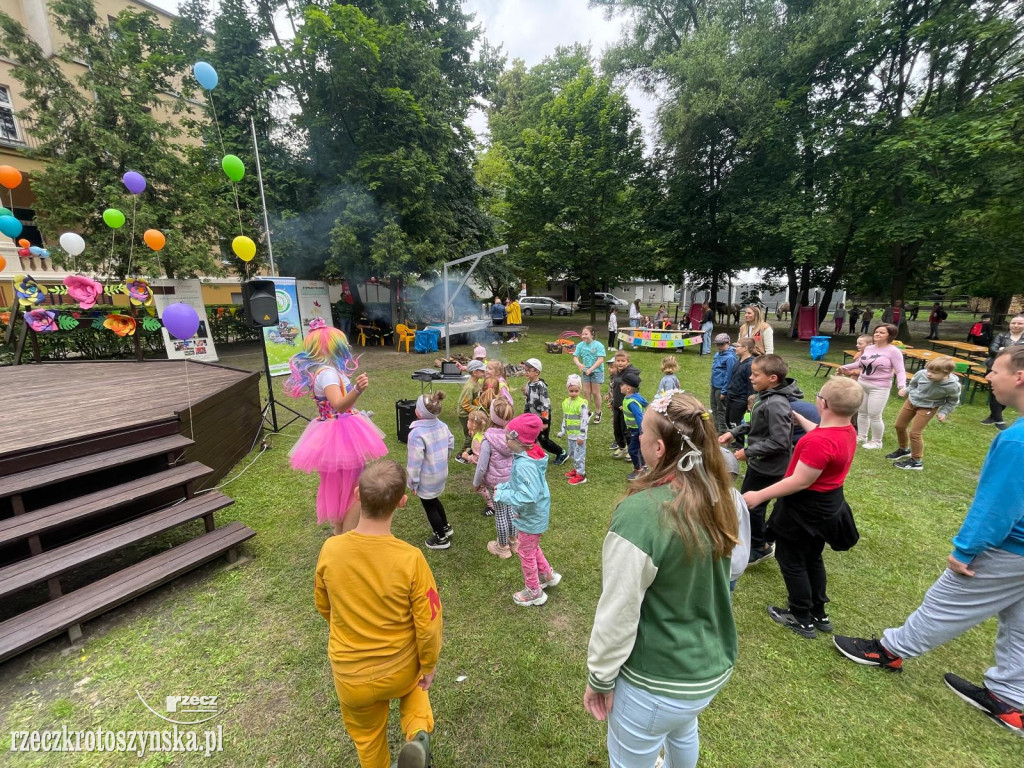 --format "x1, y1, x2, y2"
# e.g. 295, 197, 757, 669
59, 232, 85, 256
